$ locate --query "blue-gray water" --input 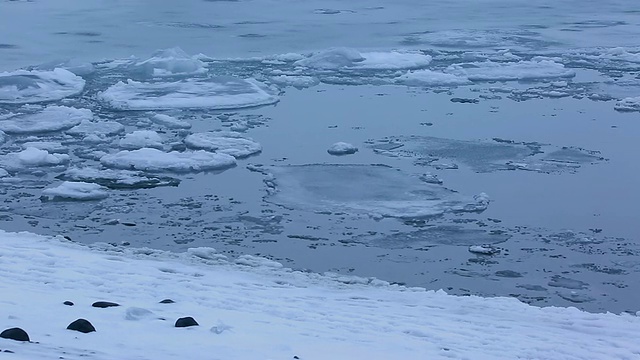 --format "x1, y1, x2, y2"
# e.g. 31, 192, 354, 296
1, 0, 639, 313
